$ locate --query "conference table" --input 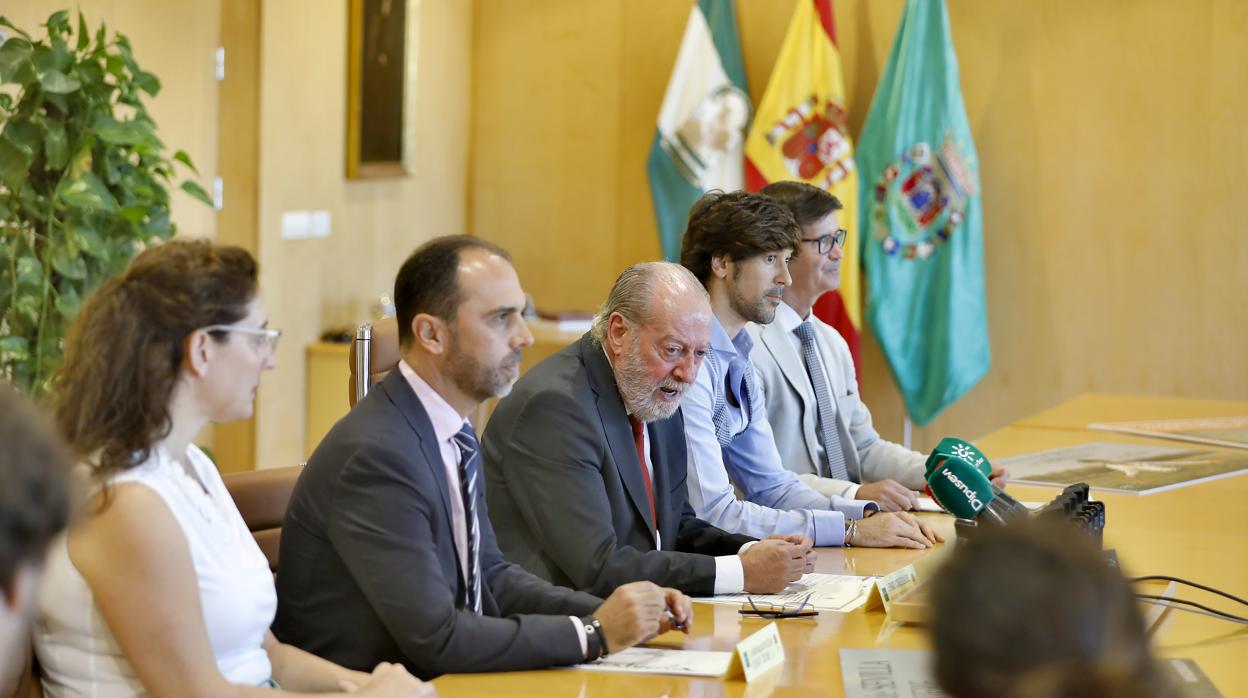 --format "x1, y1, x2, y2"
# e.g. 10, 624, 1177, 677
432, 394, 1248, 696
